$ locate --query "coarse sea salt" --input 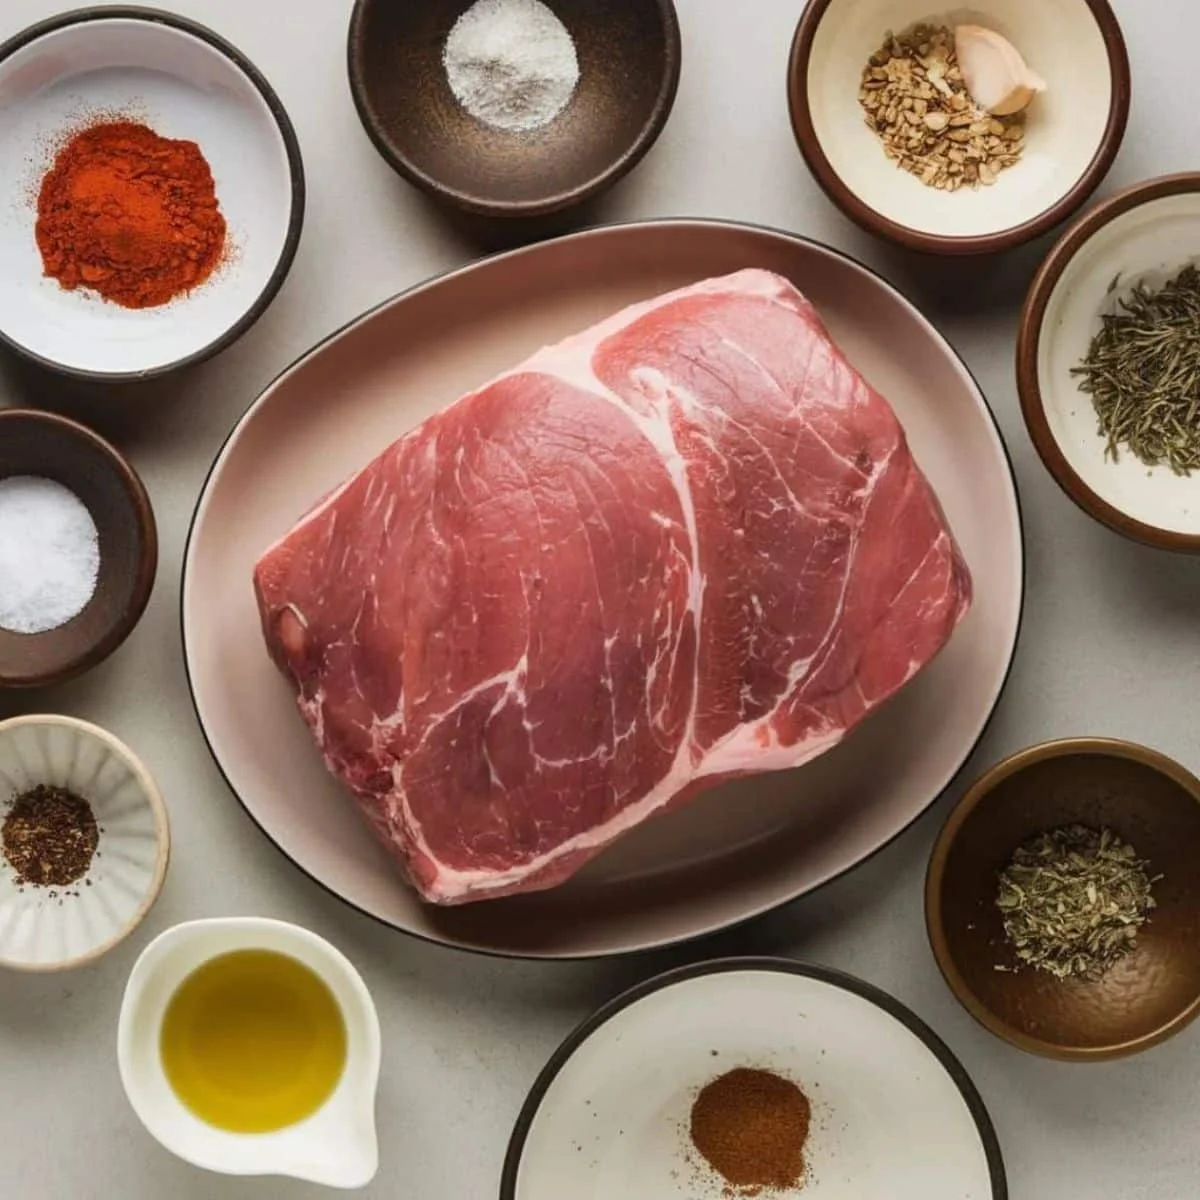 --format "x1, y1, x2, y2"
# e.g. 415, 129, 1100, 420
0, 476, 100, 635
443, 0, 580, 133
